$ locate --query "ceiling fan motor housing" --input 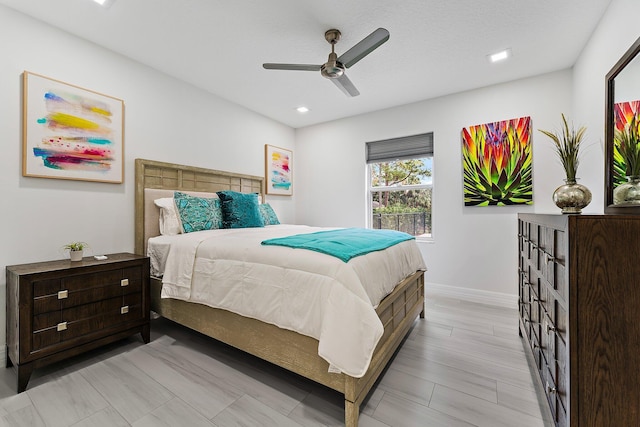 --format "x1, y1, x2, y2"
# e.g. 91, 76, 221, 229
321, 52, 344, 78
